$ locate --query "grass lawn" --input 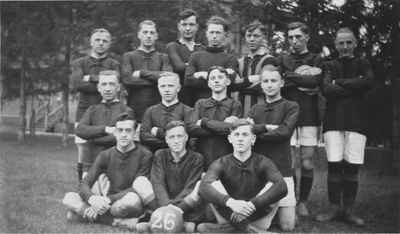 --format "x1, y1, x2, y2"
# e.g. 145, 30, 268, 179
0, 130, 399, 233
